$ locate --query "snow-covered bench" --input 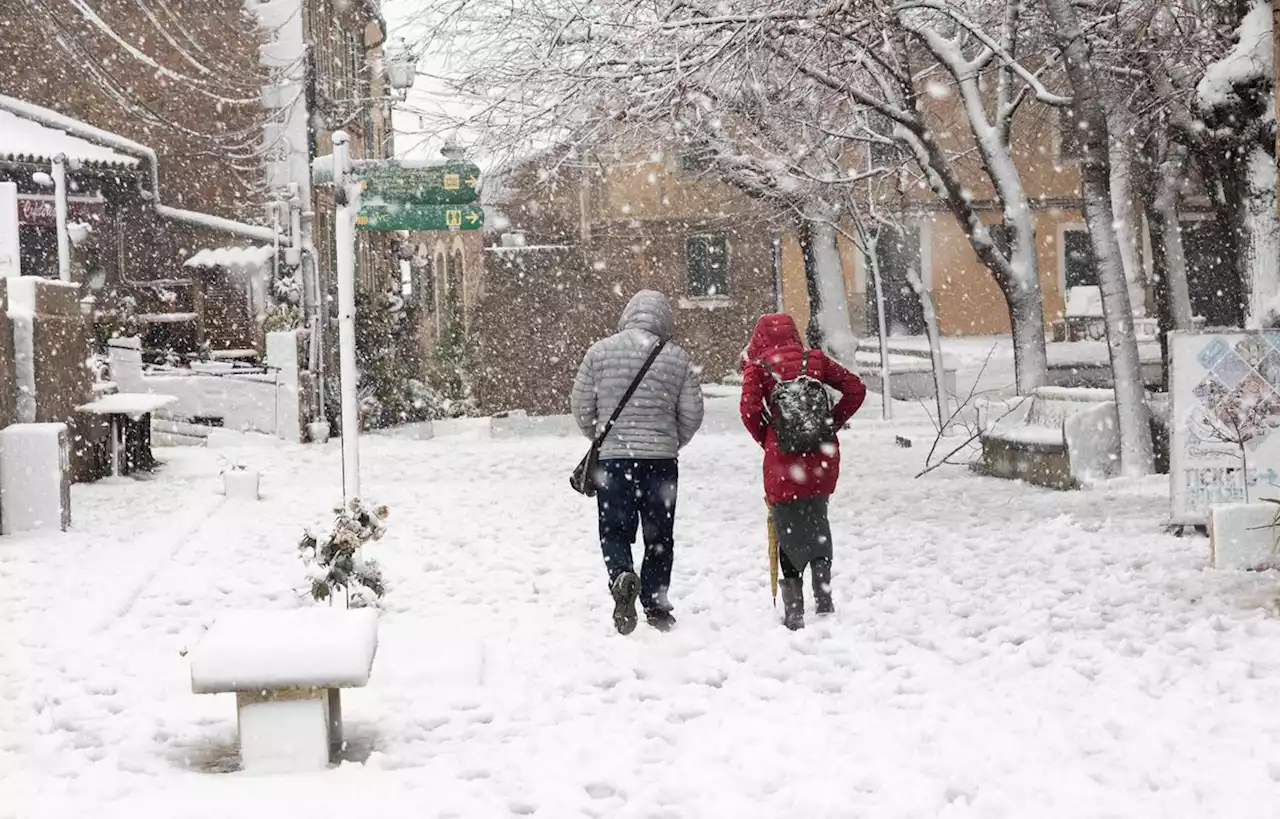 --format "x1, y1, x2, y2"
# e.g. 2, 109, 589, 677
977, 387, 1120, 489
189, 608, 378, 774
